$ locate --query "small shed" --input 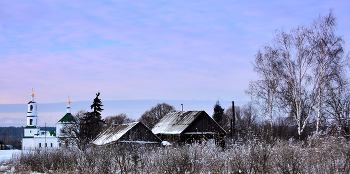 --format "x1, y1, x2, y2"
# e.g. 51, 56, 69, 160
92, 122, 162, 146
152, 111, 226, 144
